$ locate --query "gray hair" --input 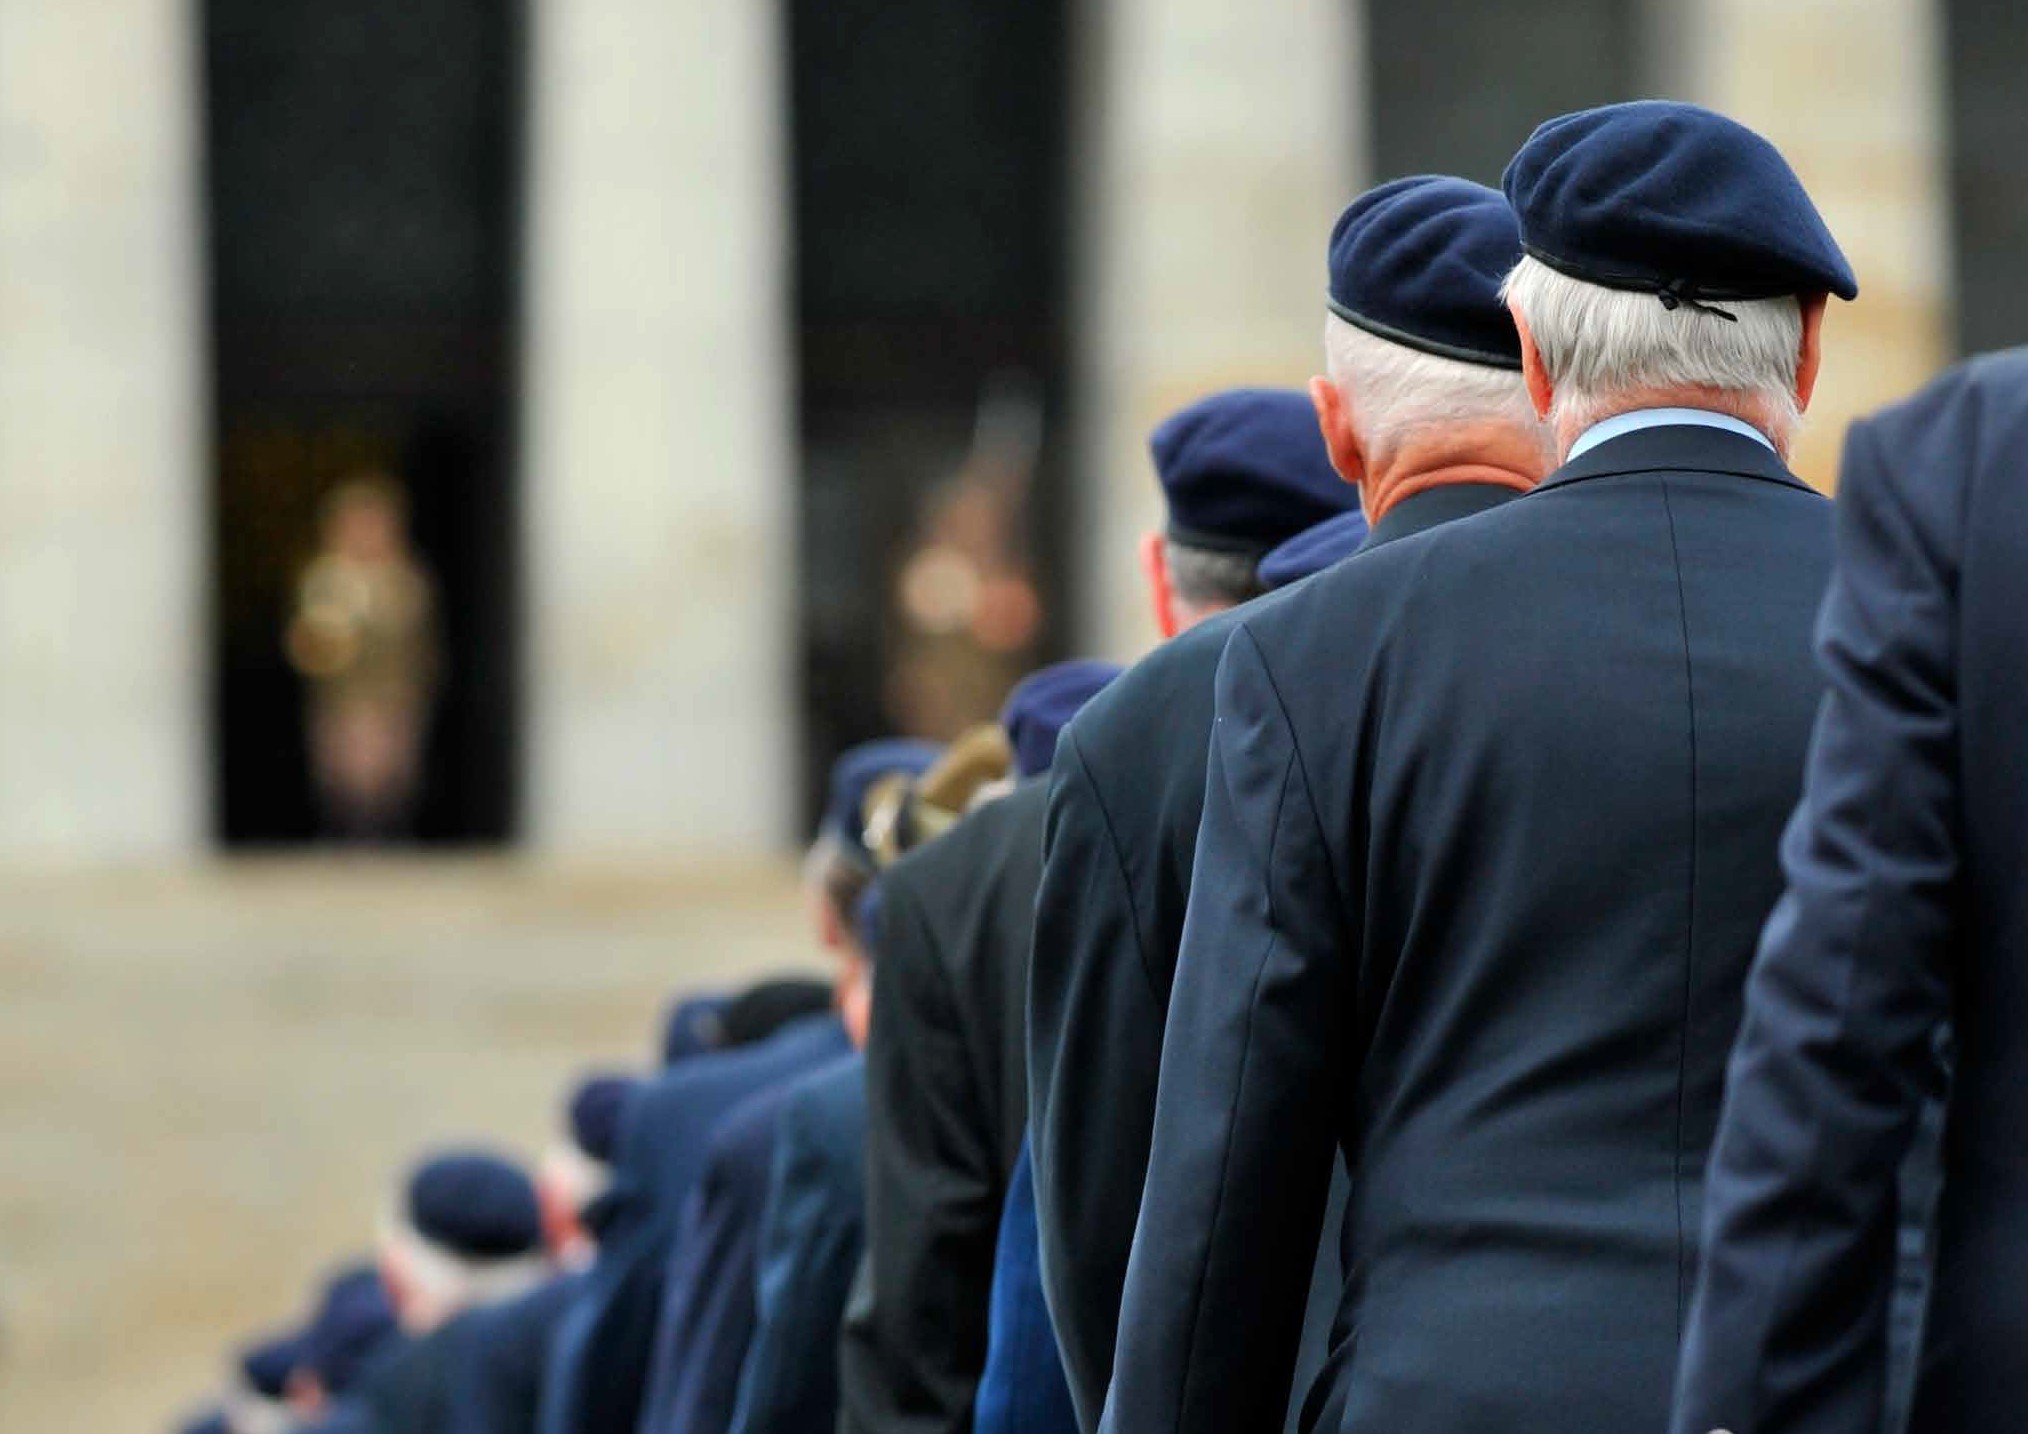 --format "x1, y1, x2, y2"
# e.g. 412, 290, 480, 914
1163, 537, 1264, 610
1500, 255, 1803, 443
1322, 314, 1543, 447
